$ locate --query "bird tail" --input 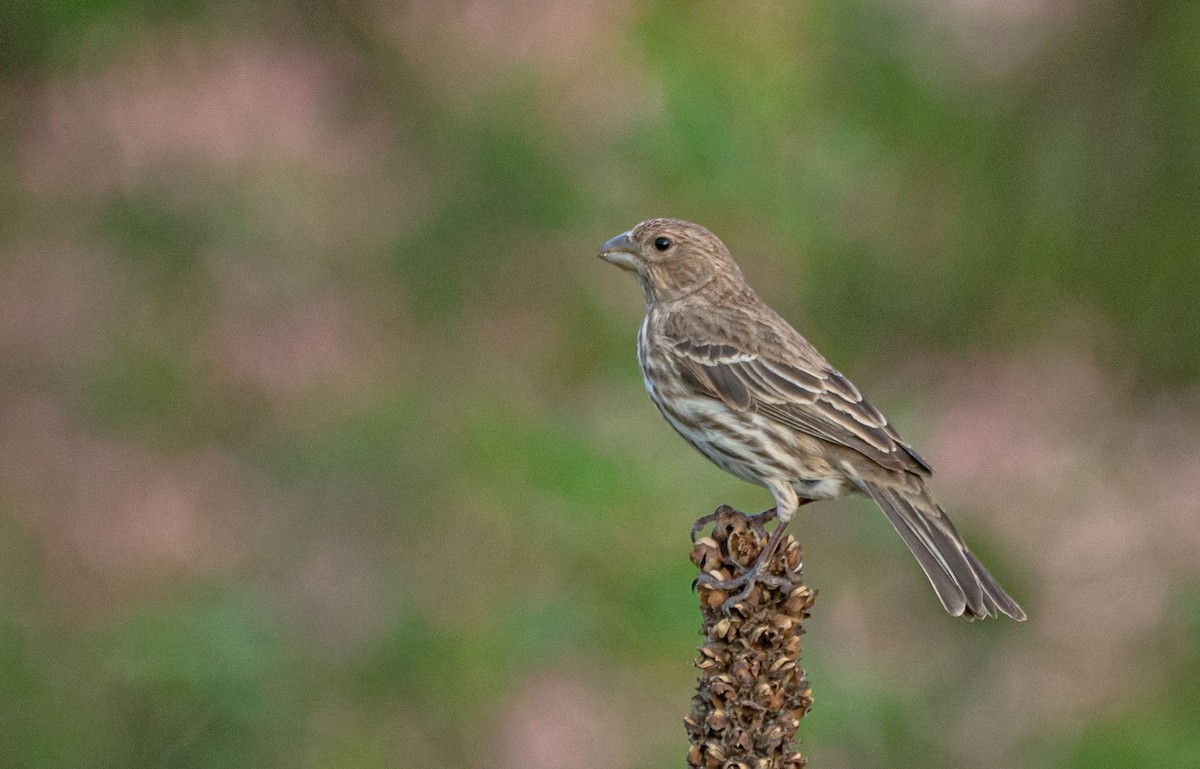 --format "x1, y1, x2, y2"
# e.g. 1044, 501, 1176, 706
855, 478, 1026, 621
